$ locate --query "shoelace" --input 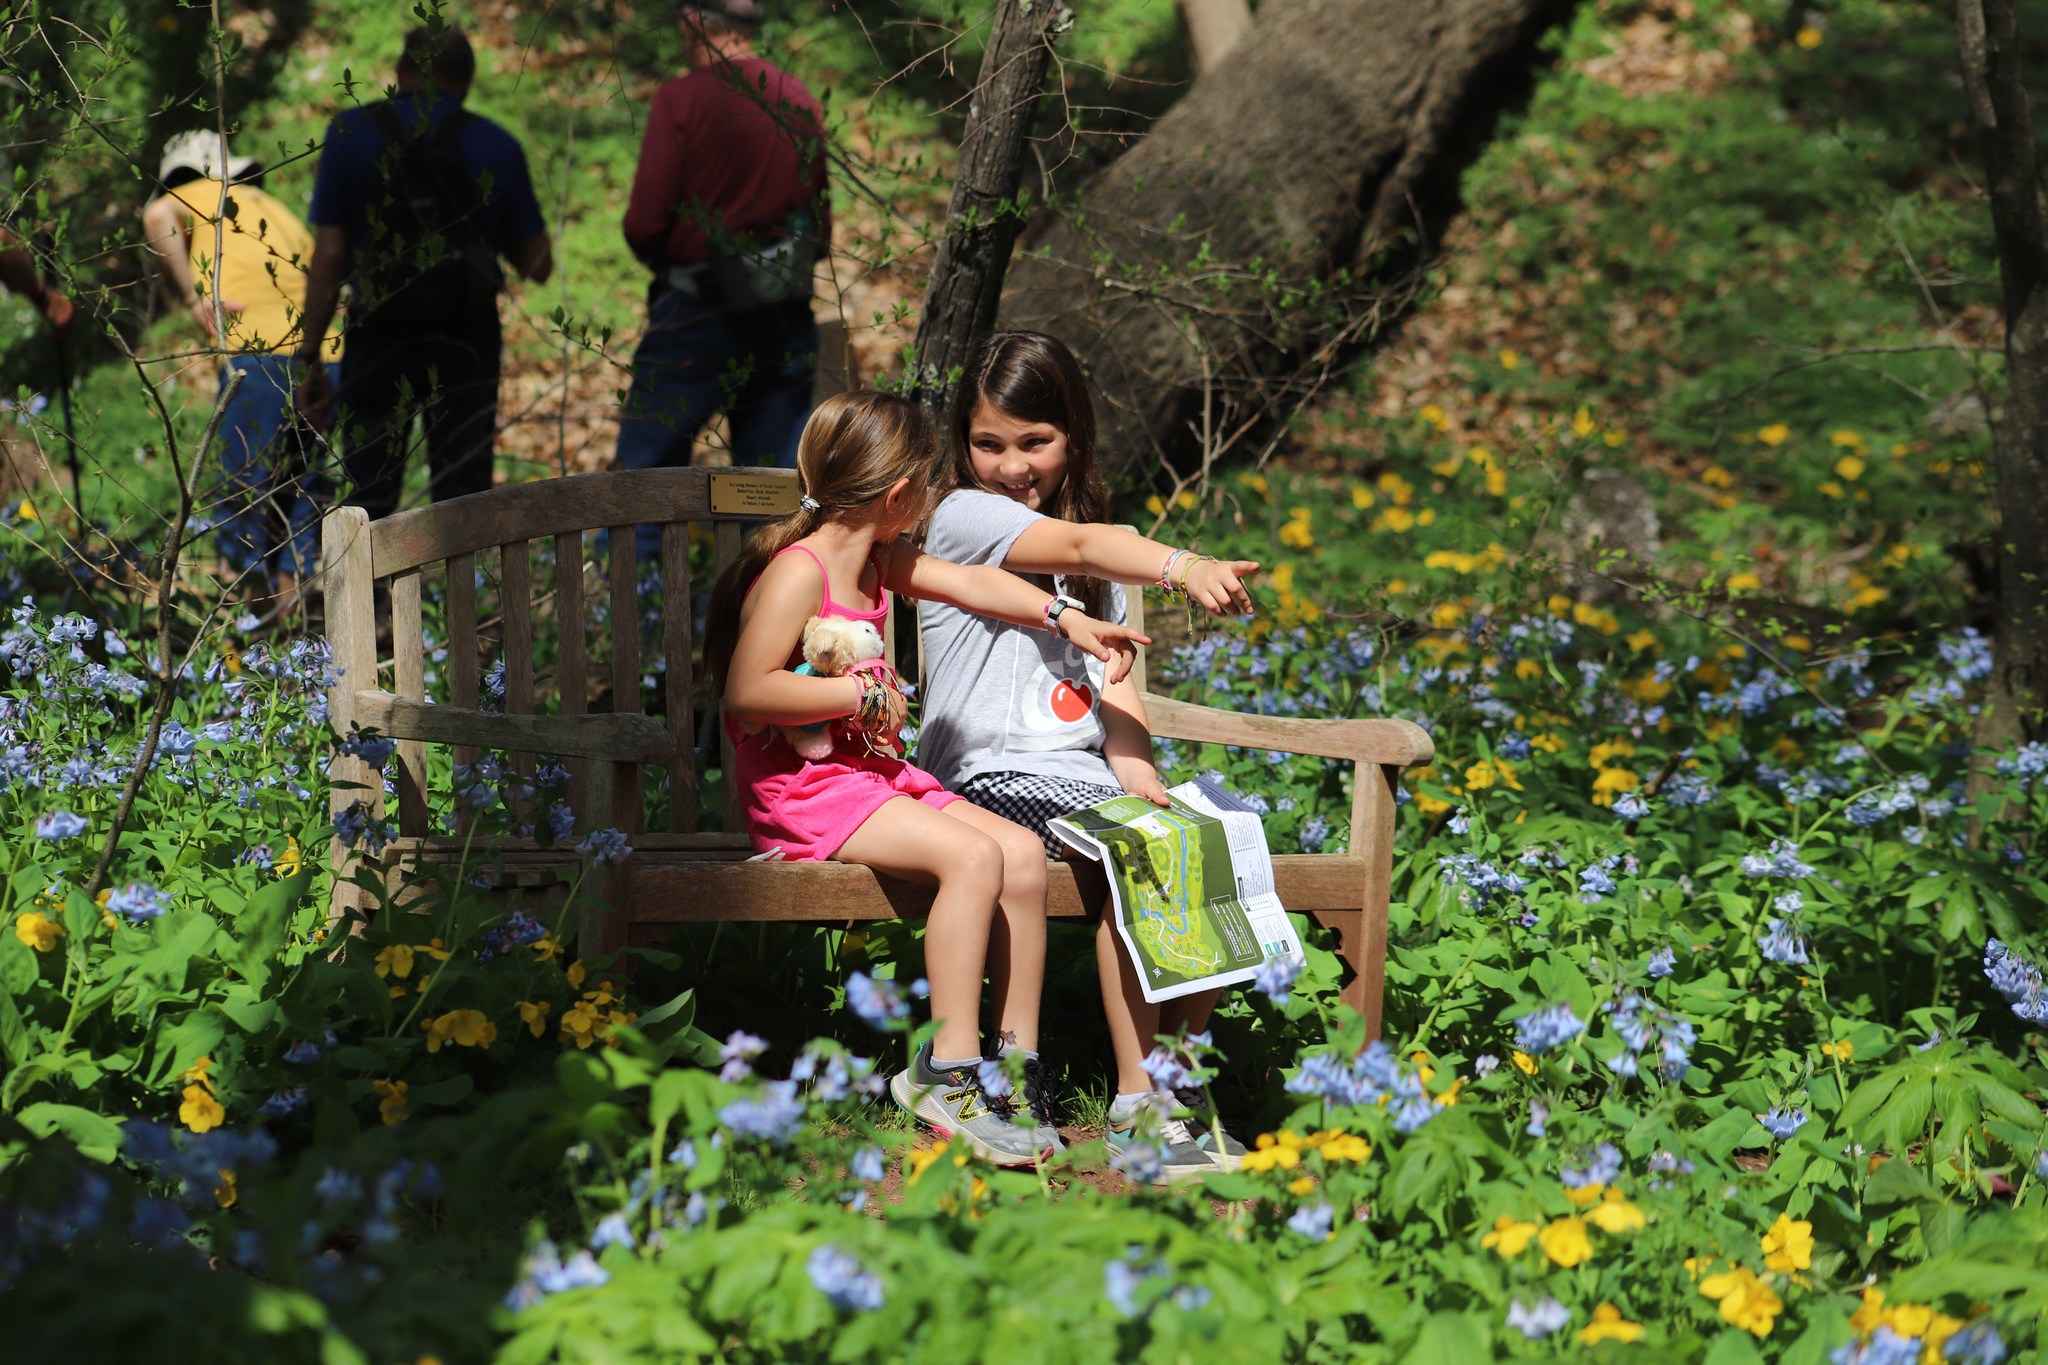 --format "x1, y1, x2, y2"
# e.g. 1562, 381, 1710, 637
1020, 1055, 1057, 1127
1139, 1092, 1197, 1147
1171, 1086, 1212, 1121
944, 1063, 1018, 1119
